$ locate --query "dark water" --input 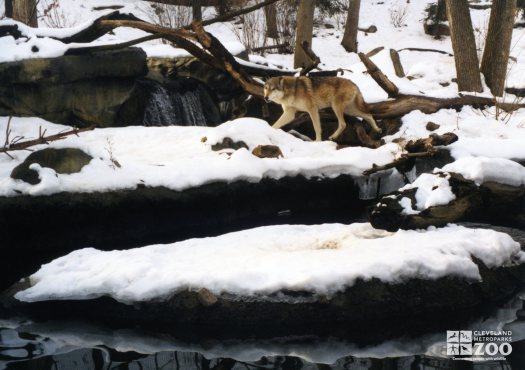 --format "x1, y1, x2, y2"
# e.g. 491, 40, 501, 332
2, 291, 525, 369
